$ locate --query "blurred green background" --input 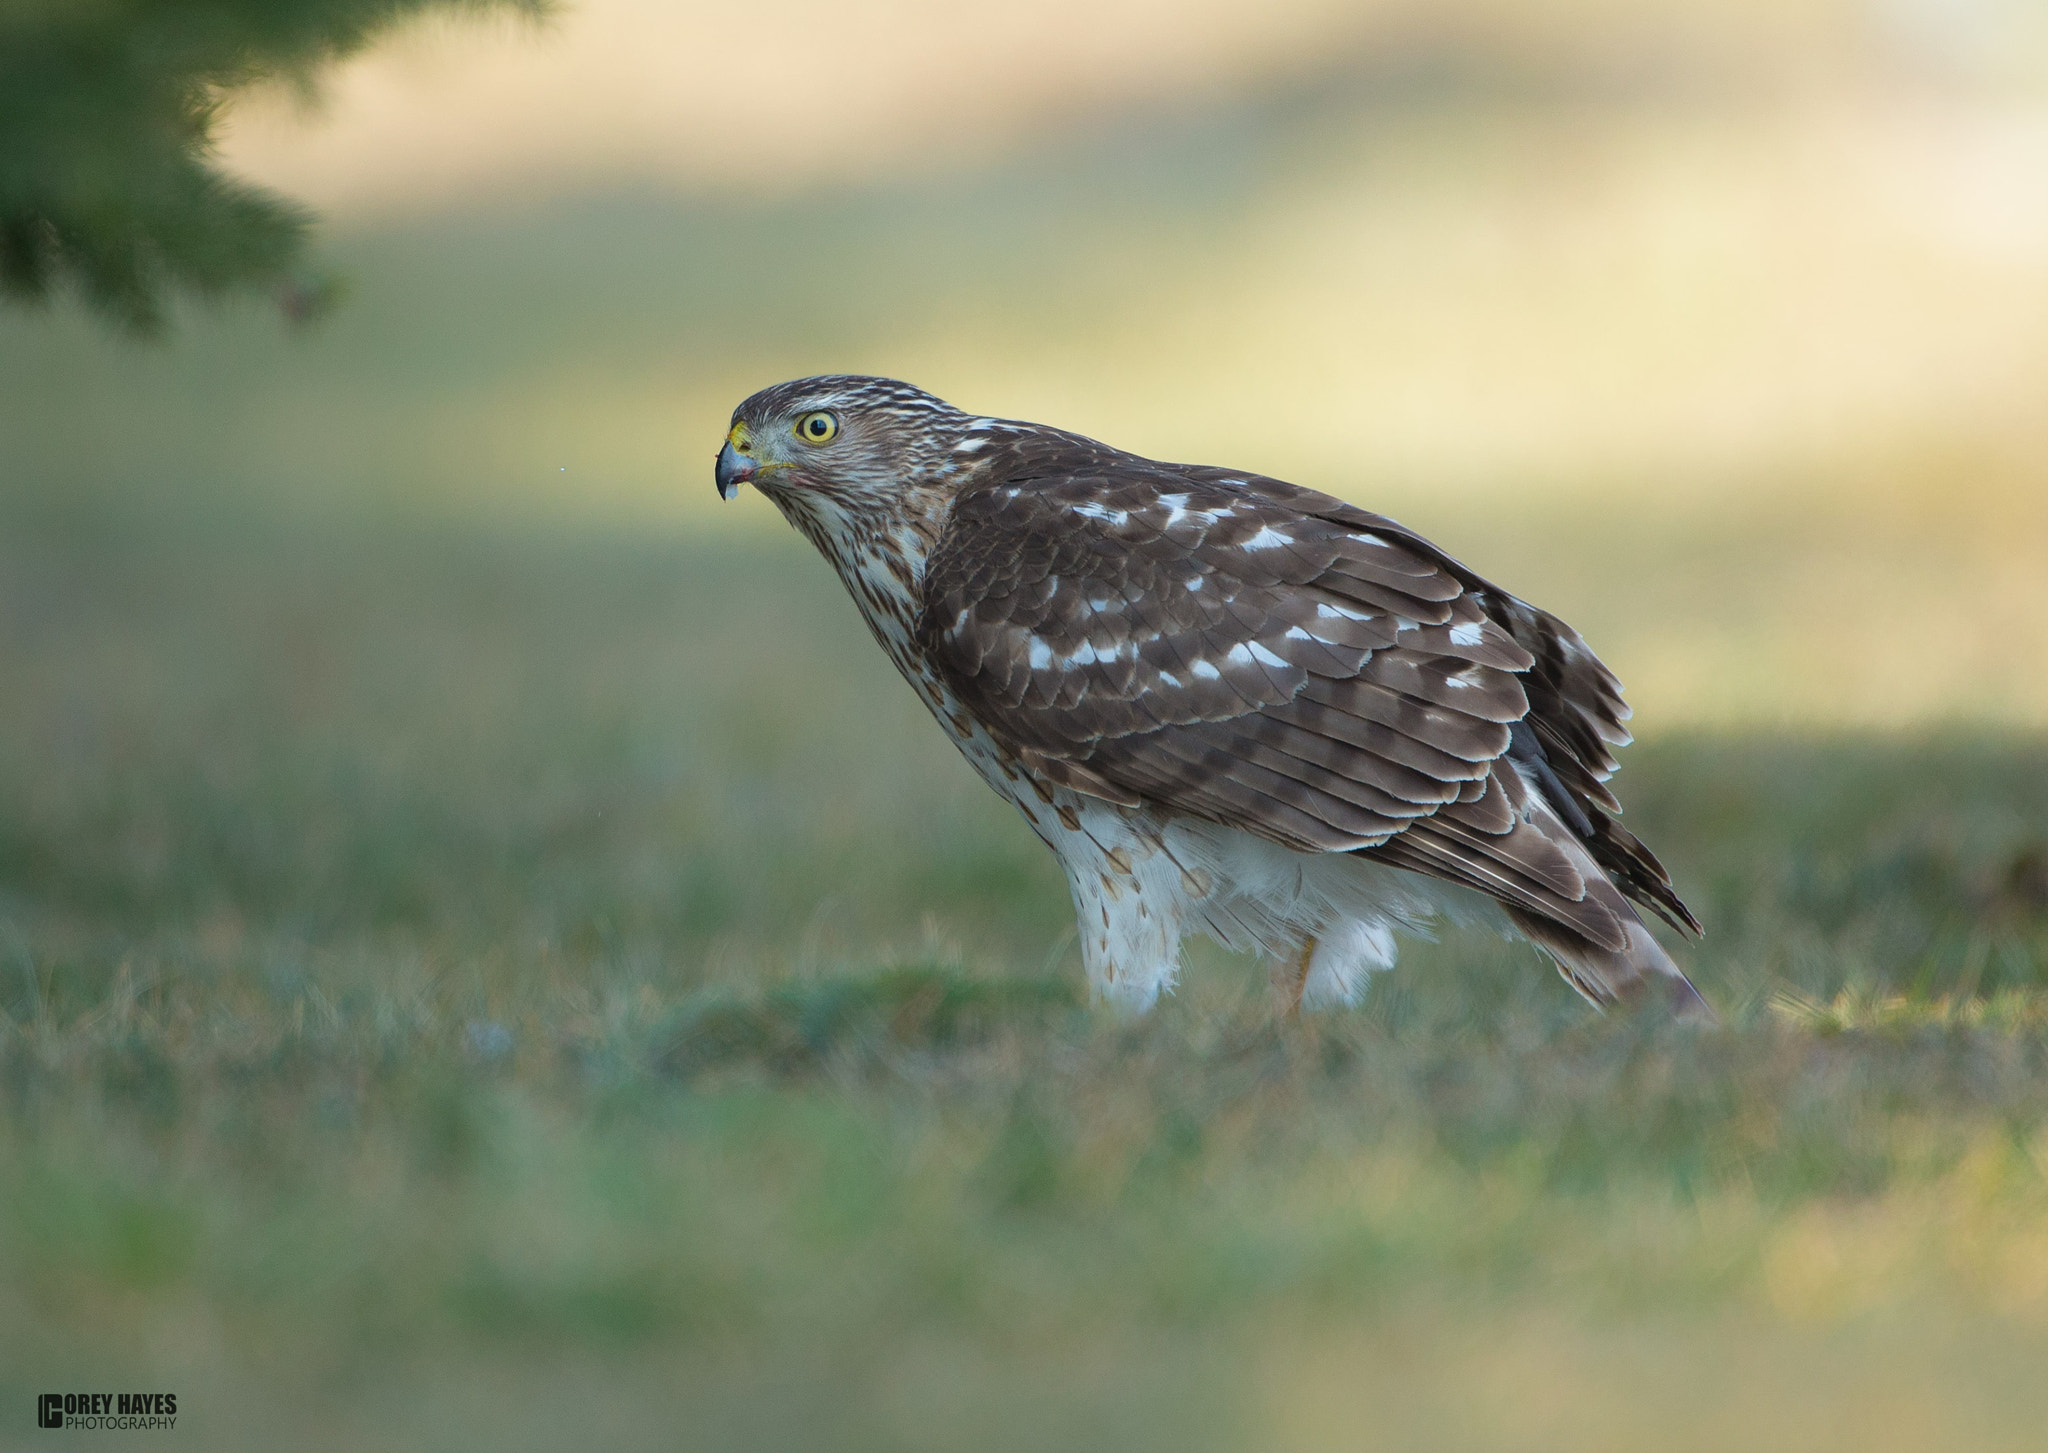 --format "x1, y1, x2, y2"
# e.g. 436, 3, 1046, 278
4, 1, 2048, 1448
